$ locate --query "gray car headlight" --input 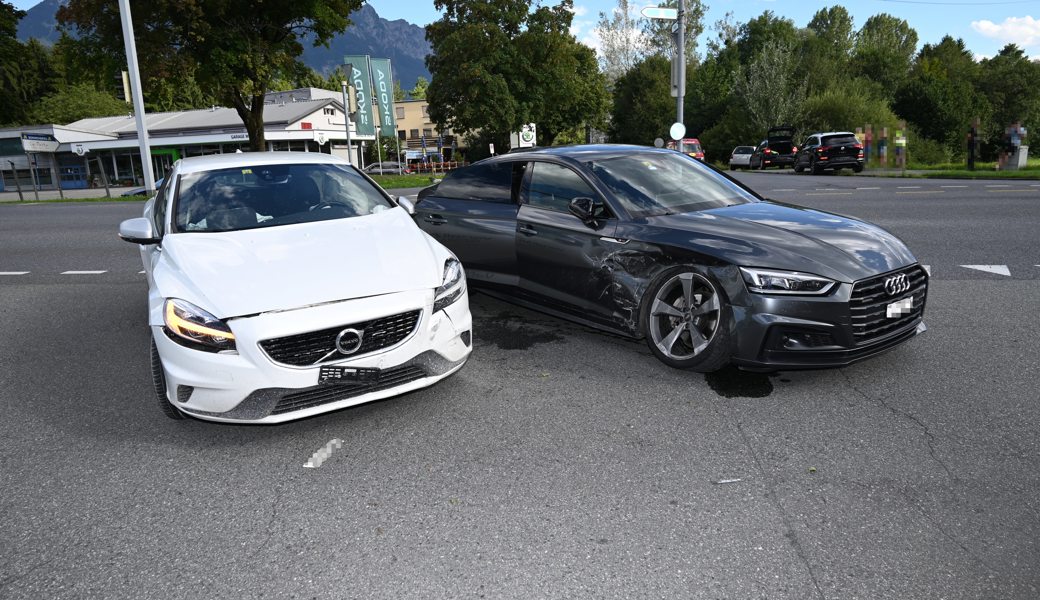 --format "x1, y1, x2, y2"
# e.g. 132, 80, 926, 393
739, 267, 836, 295
163, 298, 237, 352
433, 258, 466, 312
